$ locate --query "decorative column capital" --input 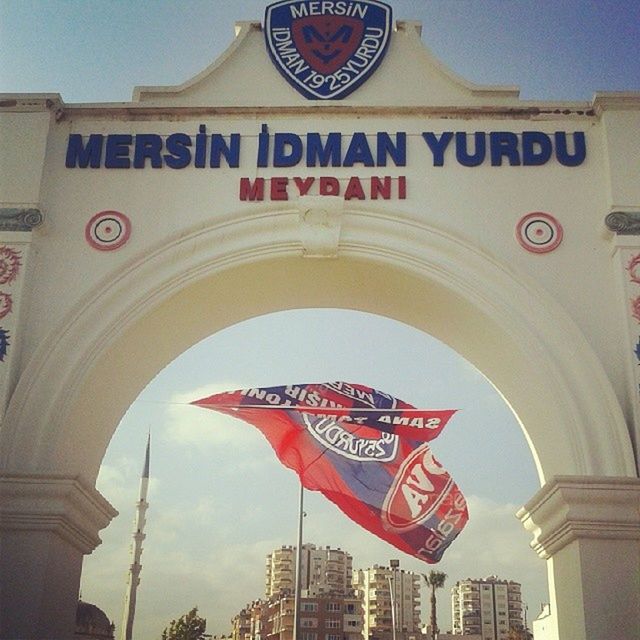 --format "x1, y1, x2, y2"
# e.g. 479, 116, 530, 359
516, 475, 640, 558
0, 207, 44, 232
0, 474, 118, 554
605, 211, 640, 235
